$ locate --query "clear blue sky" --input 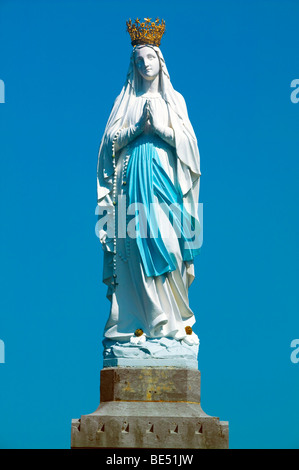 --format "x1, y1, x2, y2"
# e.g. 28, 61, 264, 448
0, 0, 299, 449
